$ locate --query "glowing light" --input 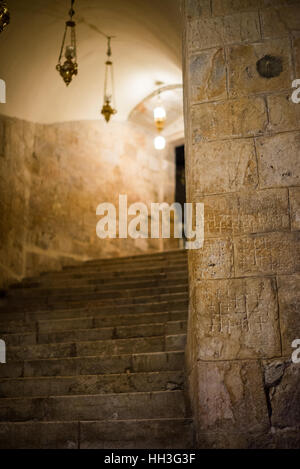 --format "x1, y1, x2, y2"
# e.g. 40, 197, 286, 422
154, 135, 166, 150
154, 106, 166, 121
